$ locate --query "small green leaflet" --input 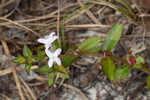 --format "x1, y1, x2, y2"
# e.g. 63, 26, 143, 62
48, 78, 54, 86
48, 73, 55, 86
54, 64, 67, 73
61, 49, 77, 67
114, 64, 131, 81
25, 63, 32, 74
103, 23, 123, 51
78, 37, 101, 53
136, 56, 145, 64
59, 73, 70, 79
37, 65, 54, 74
101, 56, 115, 80
146, 76, 150, 89
133, 64, 142, 68
23, 45, 33, 58
133, 56, 145, 68
14, 54, 26, 64
36, 50, 45, 61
